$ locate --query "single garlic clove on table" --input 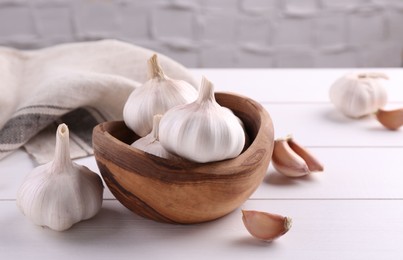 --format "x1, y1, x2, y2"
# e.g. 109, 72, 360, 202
272, 135, 324, 177
16, 124, 104, 231
375, 108, 403, 130
242, 210, 292, 242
